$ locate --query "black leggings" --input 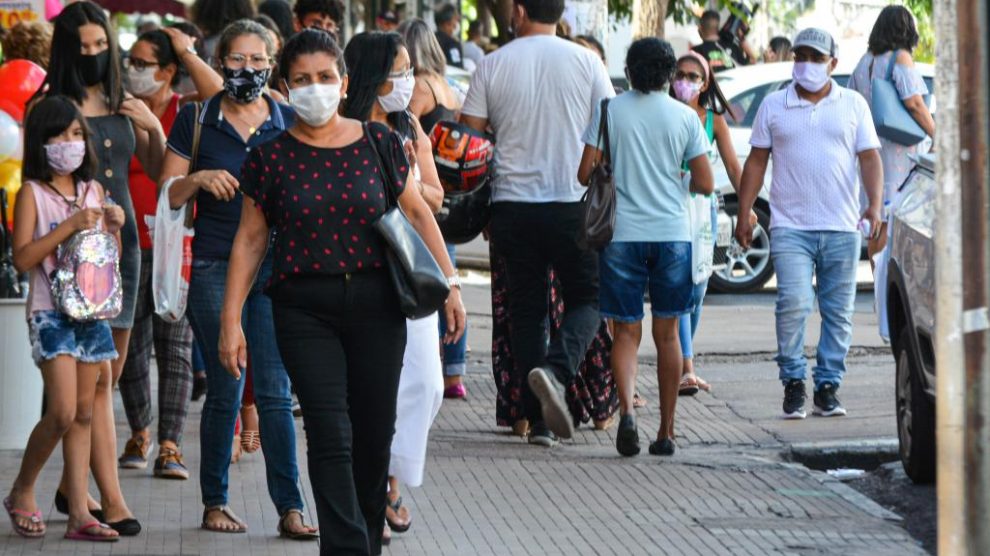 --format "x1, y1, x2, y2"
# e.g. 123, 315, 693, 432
271, 271, 406, 556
